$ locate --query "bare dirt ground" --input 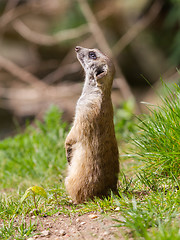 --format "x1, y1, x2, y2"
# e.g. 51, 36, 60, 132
28, 212, 129, 240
